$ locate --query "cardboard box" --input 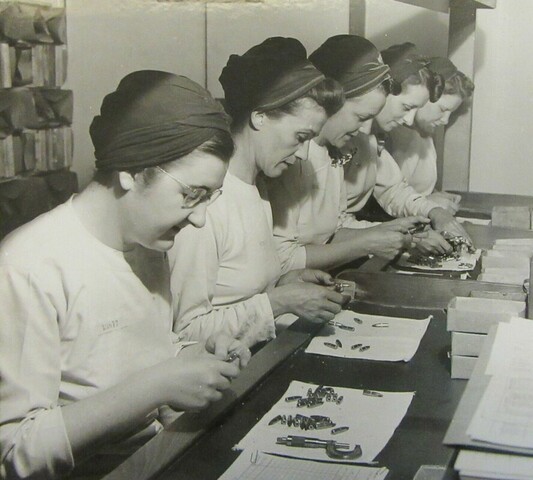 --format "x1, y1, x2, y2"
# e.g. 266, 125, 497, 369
492, 206, 531, 229
451, 355, 478, 380
494, 238, 533, 247
447, 297, 526, 334
492, 244, 533, 256
478, 268, 528, 286
484, 249, 532, 259
481, 254, 530, 270
469, 290, 527, 302
451, 332, 486, 357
